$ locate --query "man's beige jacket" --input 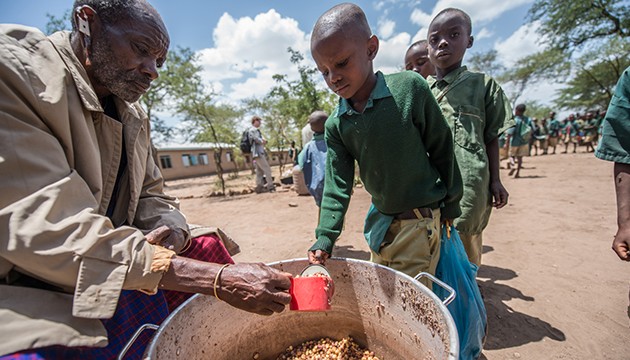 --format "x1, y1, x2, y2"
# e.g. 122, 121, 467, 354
0, 25, 188, 355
